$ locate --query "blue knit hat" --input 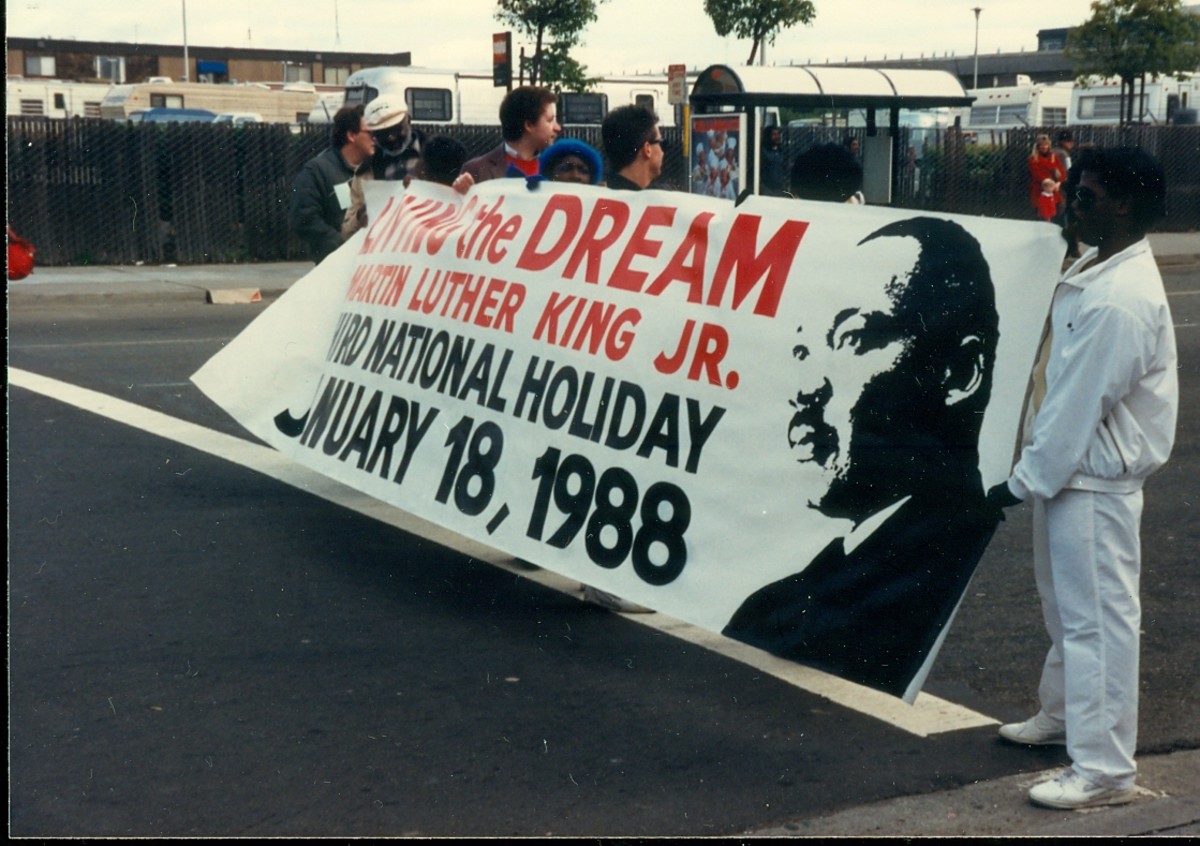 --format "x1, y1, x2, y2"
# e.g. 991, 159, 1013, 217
537, 139, 604, 185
